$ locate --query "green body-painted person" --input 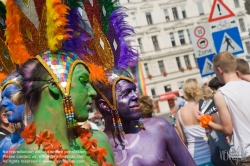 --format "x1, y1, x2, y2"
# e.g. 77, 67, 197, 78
2, 51, 114, 166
